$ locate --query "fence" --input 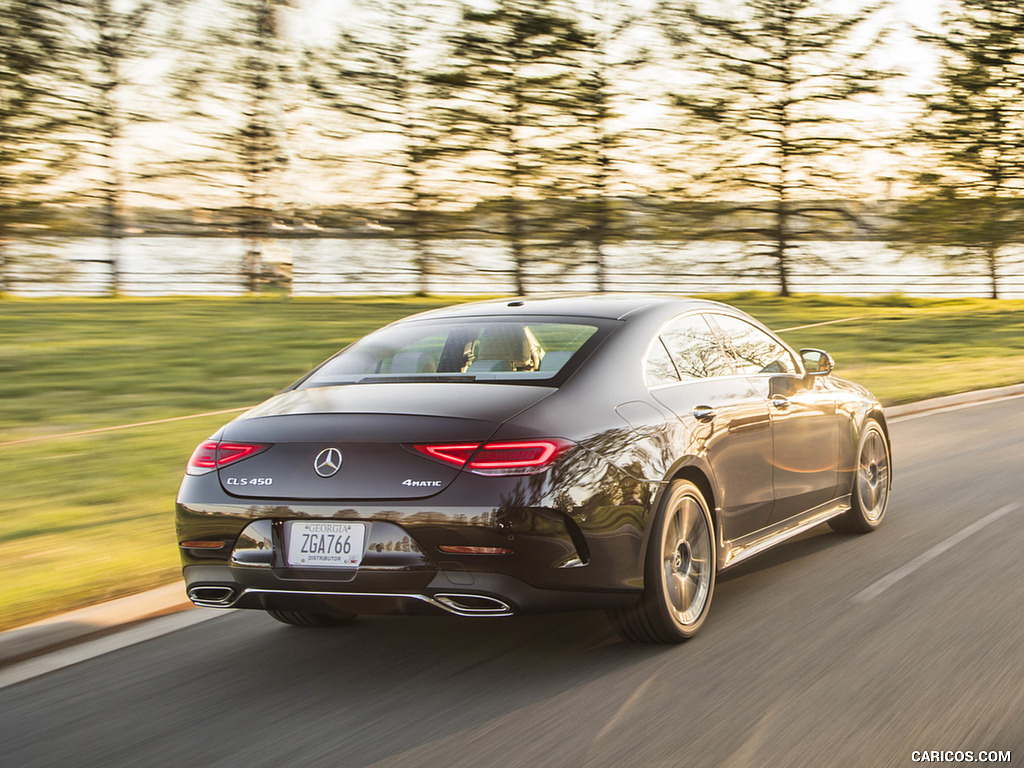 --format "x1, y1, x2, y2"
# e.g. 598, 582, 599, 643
6, 237, 1024, 298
